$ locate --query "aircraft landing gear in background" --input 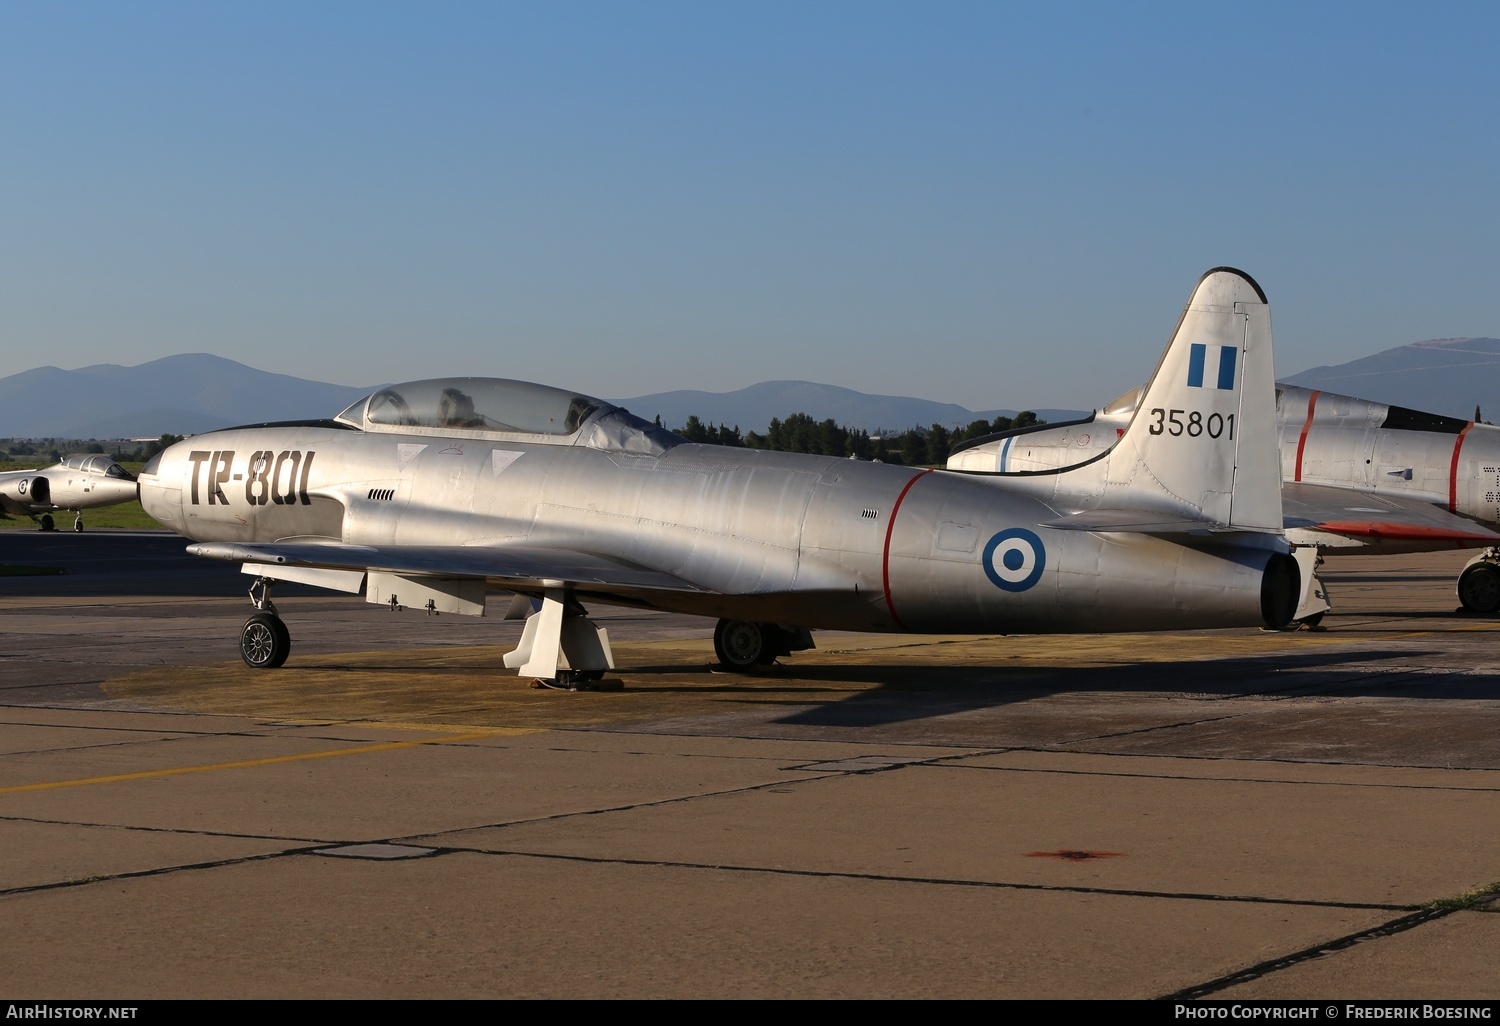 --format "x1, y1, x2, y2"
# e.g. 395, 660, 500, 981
240, 577, 291, 668
1457, 553, 1500, 615
38, 514, 55, 532
713, 619, 815, 671
73, 512, 84, 532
